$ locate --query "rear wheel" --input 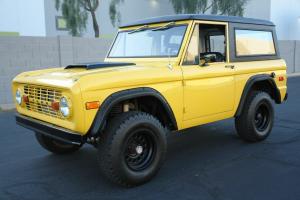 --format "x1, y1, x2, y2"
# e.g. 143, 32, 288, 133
235, 91, 274, 142
35, 132, 82, 154
98, 111, 167, 187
